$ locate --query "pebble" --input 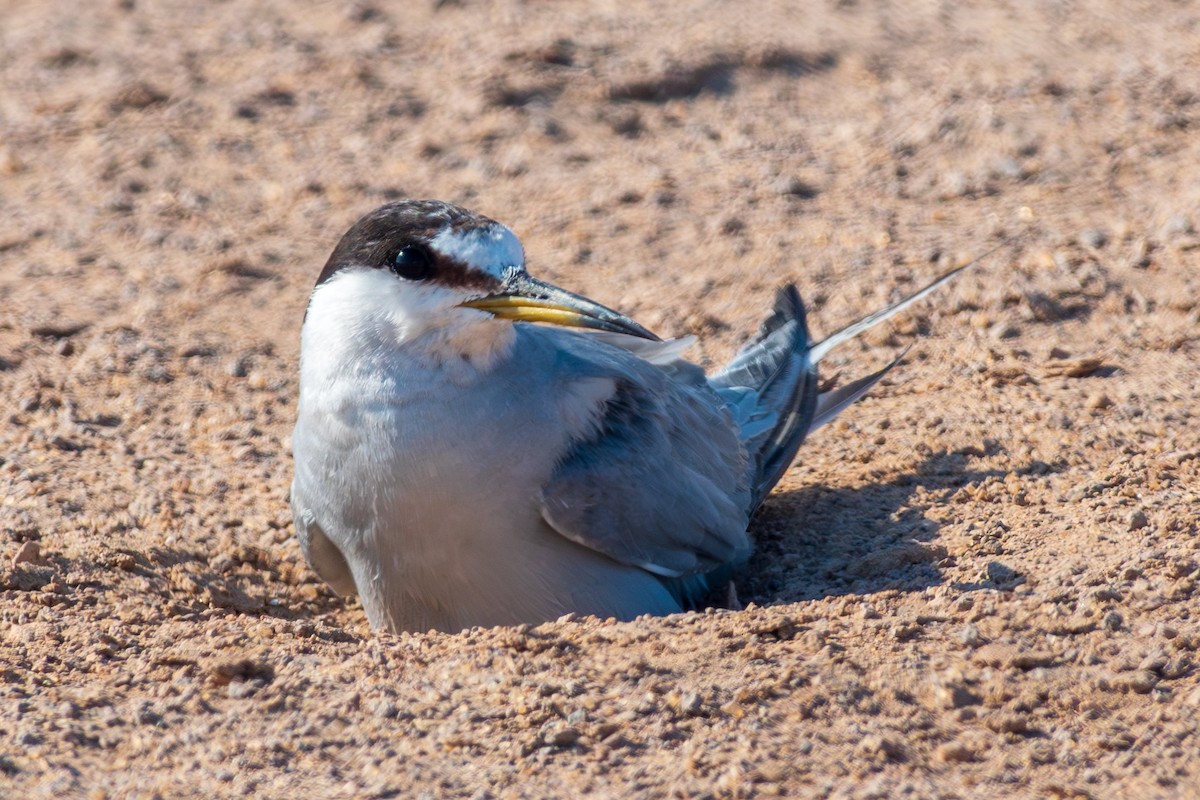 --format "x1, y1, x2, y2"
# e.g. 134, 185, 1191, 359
1126, 510, 1149, 531
1128, 238, 1151, 269
1159, 214, 1194, 239
1119, 670, 1159, 694
1086, 392, 1112, 410
1138, 653, 1168, 674
1168, 559, 1197, 578
935, 683, 980, 709
371, 700, 399, 719
857, 733, 905, 761
12, 541, 48, 568
1012, 650, 1058, 670
989, 321, 1020, 340
109, 81, 168, 112
986, 562, 1020, 586
1161, 658, 1192, 680
848, 541, 947, 578
1079, 229, 1108, 249
772, 176, 818, 198
543, 725, 582, 747
986, 712, 1030, 734
935, 741, 976, 763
